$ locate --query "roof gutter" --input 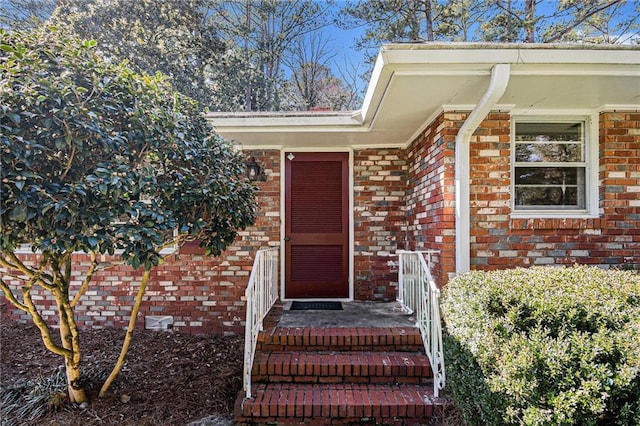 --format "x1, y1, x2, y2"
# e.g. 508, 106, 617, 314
455, 63, 510, 275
